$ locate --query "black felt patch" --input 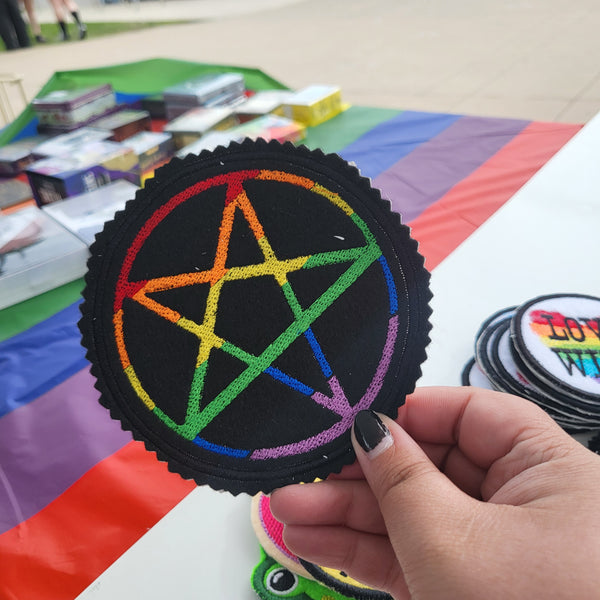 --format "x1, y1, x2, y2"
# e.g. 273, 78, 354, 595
79, 140, 432, 494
